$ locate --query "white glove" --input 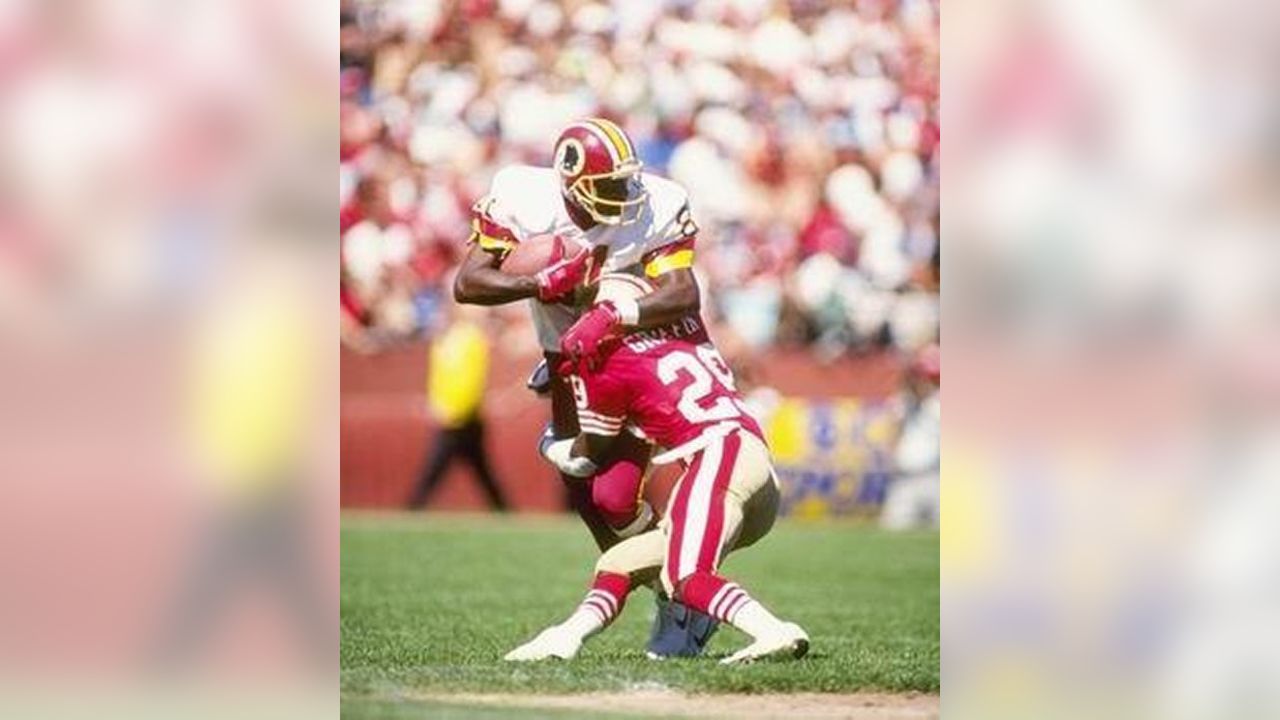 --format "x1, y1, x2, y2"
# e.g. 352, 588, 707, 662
538, 432, 598, 478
